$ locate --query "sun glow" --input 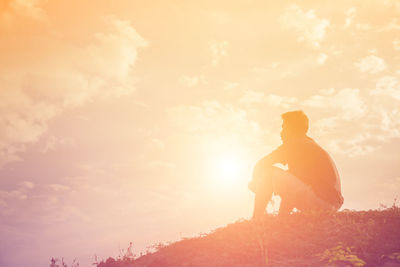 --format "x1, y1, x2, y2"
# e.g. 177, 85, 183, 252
217, 155, 242, 182
206, 149, 251, 189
